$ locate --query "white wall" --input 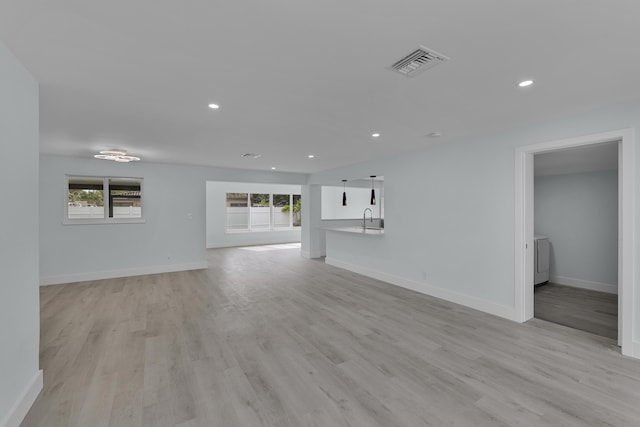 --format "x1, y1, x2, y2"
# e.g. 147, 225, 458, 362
0, 44, 42, 427
535, 170, 618, 292
40, 155, 306, 284
301, 184, 323, 258
308, 98, 640, 346
206, 181, 301, 248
